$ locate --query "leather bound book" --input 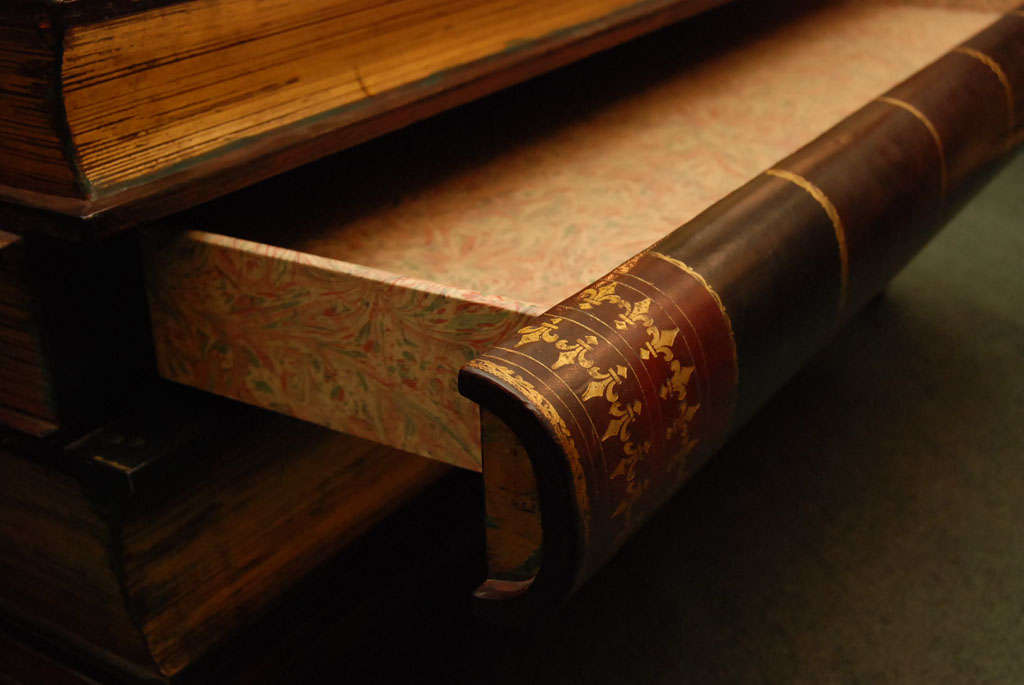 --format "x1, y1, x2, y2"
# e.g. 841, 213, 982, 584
0, 0, 728, 237
0, 383, 449, 680
0, 231, 53, 435
460, 6, 1024, 613
141, 0, 1022, 621
0, 230, 152, 437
